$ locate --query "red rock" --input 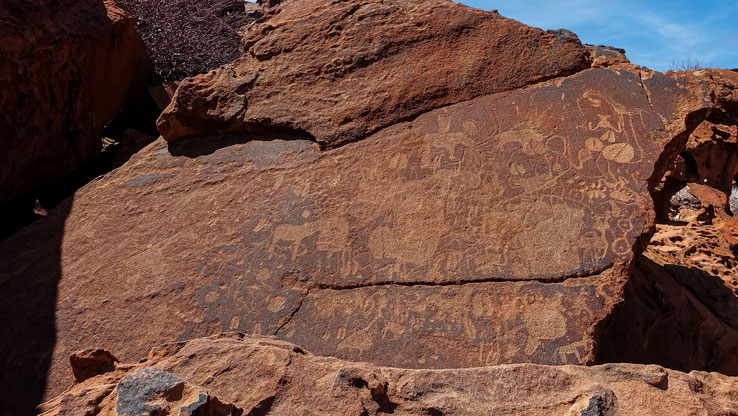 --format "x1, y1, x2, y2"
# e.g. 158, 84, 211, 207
653, 116, 738, 220
598, 250, 738, 375
640, 68, 738, 220
598, 181, 738, 374
3, 2, 738, 414
585, 44, 630, 68
595, 69, 738, 376
39, 334, 738, 416
647, 183, 738, 305
69, 348, 119, 382
5, 65, 736, 408
0, 0, 146, 205
157, 0, 591, 146
40, 365, 240, 416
